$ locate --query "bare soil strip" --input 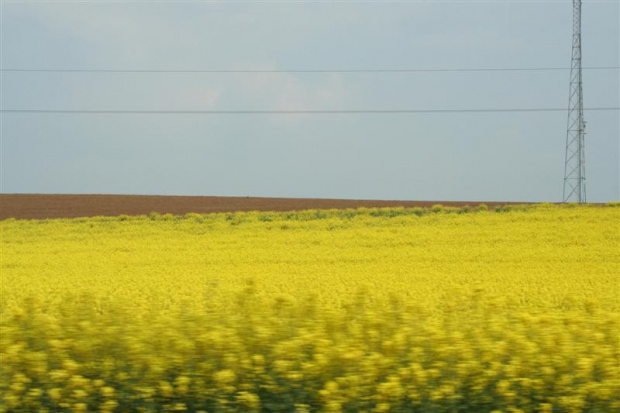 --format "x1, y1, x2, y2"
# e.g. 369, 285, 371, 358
0, 194, 530, 220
